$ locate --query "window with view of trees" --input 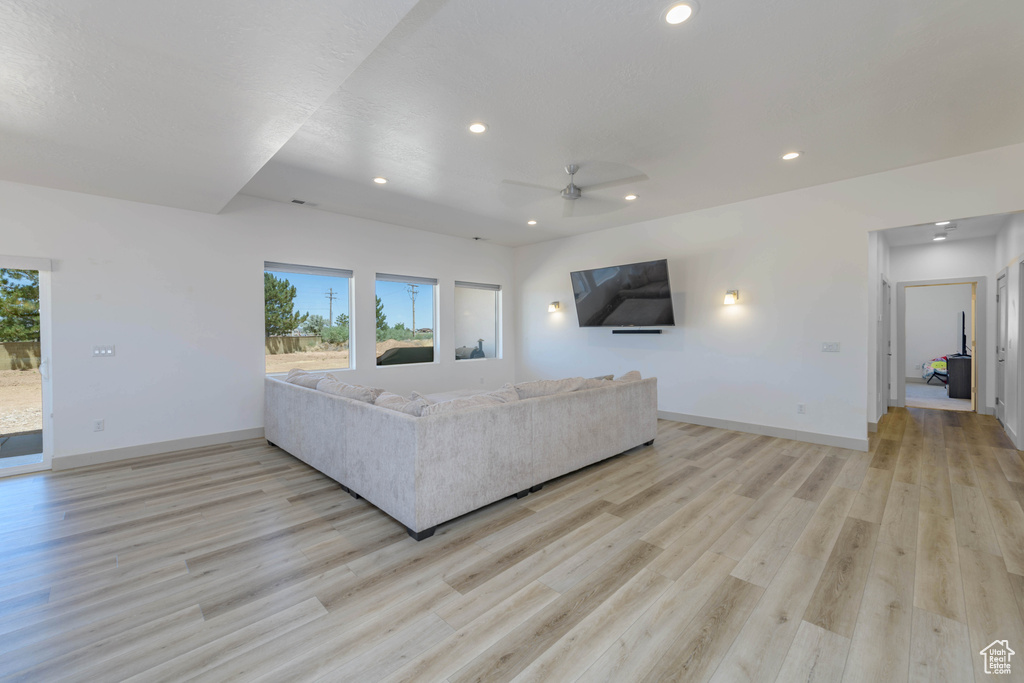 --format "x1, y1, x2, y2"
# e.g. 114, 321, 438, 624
375, 274, 435, 366
264, 262, 352, 374
454, 281, 500, 360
